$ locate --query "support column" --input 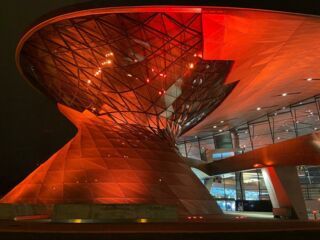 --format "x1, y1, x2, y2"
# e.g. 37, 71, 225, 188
262, 166, 307, 220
